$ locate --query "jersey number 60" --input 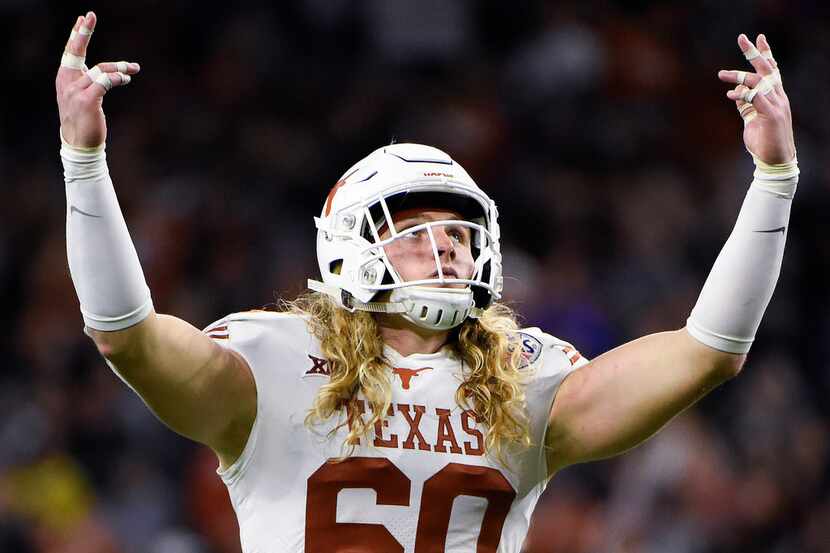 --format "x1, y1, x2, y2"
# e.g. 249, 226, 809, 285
306, 457, 516, 552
